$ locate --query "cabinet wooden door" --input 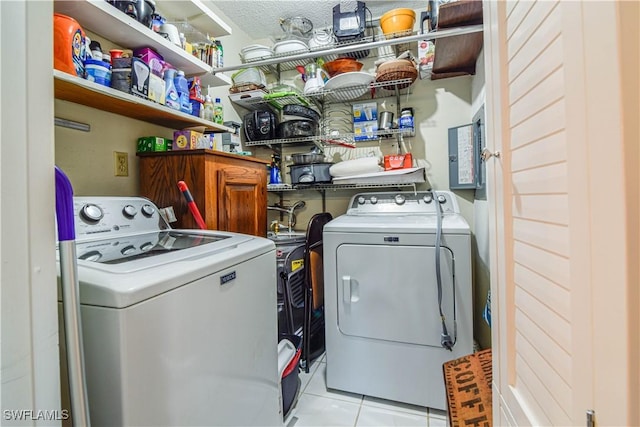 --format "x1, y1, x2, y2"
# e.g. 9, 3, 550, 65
138, 150, 268, 236
484, 1, 638, 426
218, 165, 267, 237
